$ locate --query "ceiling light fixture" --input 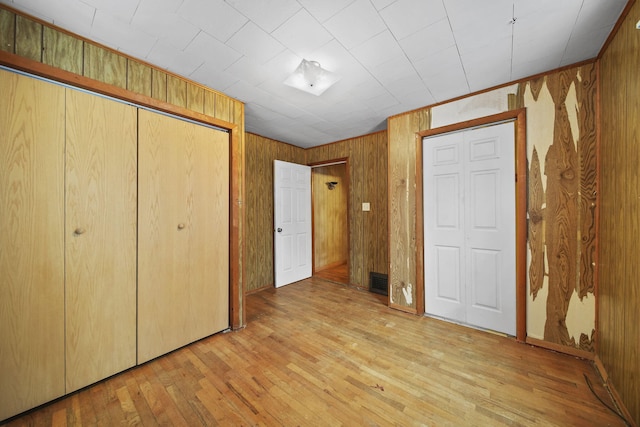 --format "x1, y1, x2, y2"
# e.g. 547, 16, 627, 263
284, 59, 340, 96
